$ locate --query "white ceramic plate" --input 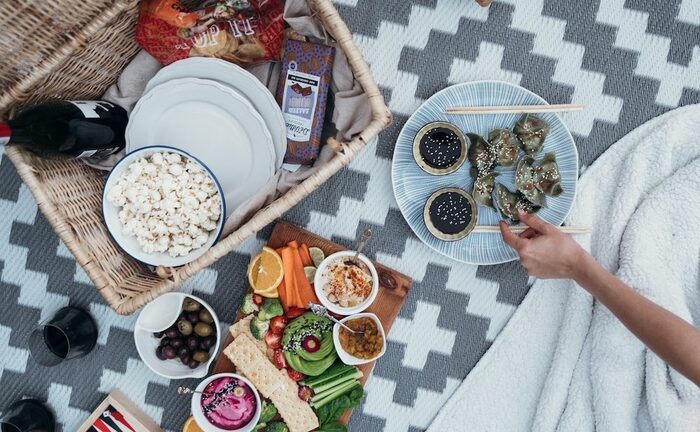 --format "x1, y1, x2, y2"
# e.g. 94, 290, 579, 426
392, 81, 579, 265
103, 146, 225, 268
127, 77, 275, 216
145, 57, 286, 169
